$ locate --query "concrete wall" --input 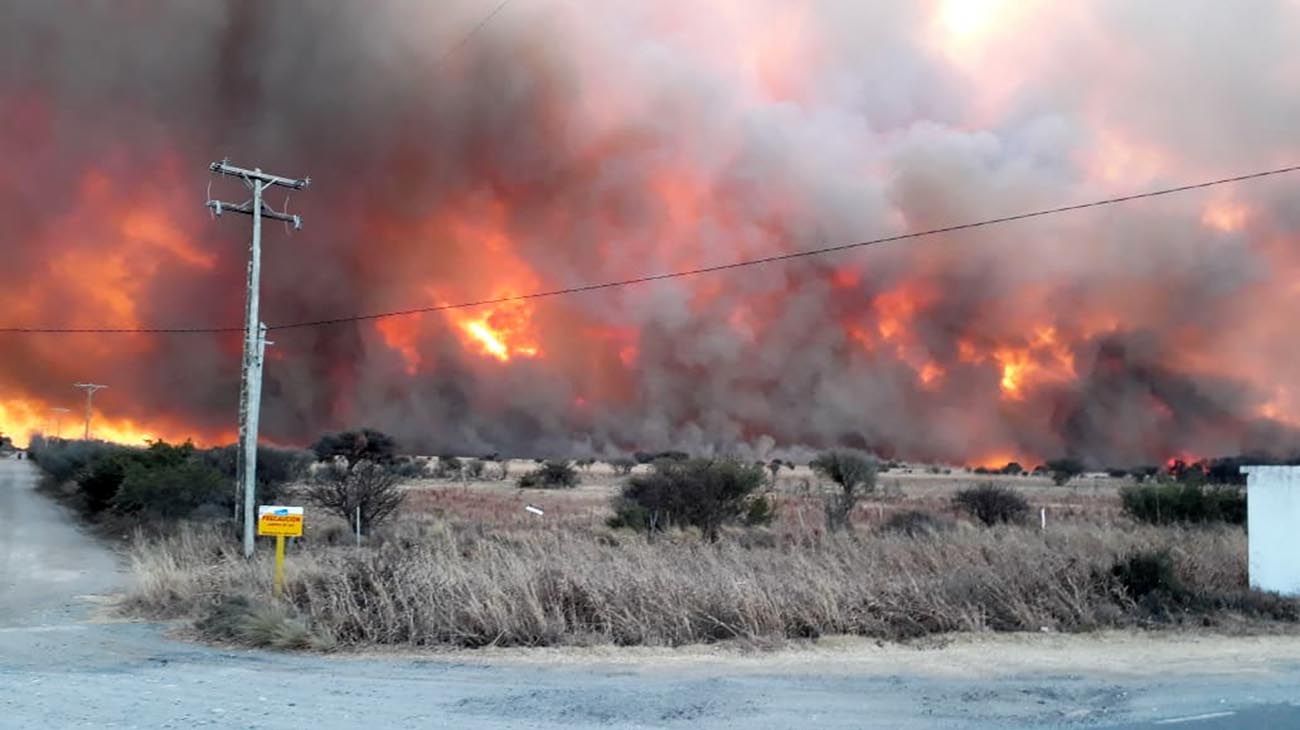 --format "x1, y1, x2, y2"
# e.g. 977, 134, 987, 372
1242, 466, 1300, 597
